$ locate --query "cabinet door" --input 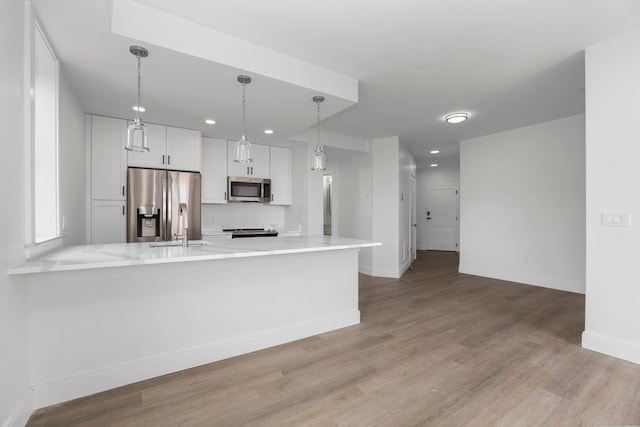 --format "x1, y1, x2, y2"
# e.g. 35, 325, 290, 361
227, 141, 270, 178
91, 200, 126, 244
270, 146, 292, 205
127, 122, 166, 169
166, 126, 202, 172
202, 137, 228, 204
91, 115, 127, 200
